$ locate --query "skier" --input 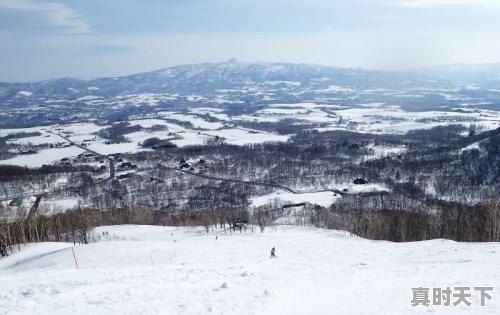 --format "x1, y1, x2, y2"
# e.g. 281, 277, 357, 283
270, 247, 276, 258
